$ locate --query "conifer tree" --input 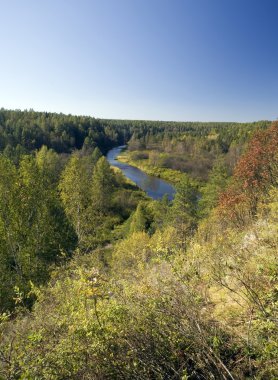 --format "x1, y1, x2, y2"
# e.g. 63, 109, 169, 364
91, 147, 103, 165
129, 202, 147, 234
